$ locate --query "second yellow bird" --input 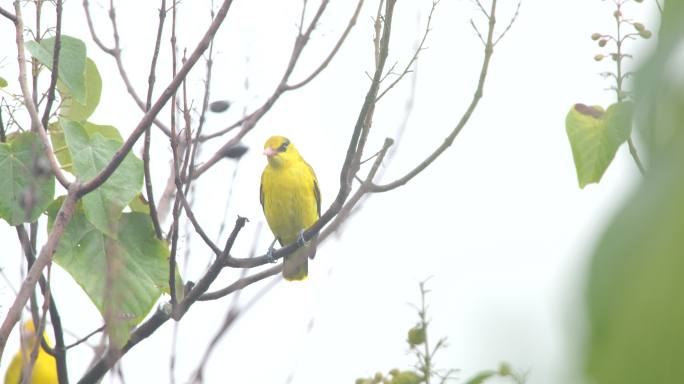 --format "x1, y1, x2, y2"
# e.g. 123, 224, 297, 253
260, 136, 320, 281
4, 321, 58, 384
